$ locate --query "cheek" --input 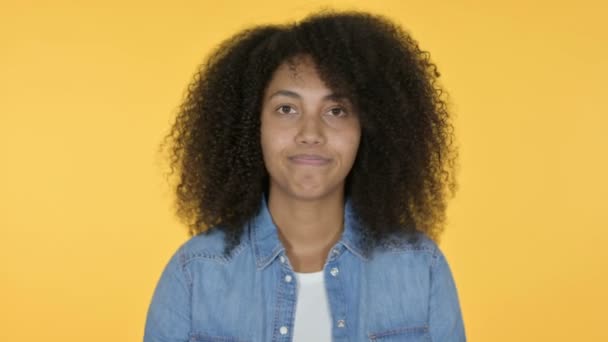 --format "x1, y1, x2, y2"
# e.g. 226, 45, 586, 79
340, 130, 361, 160
260, 123, 288, 158
260, 119, 273, 155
